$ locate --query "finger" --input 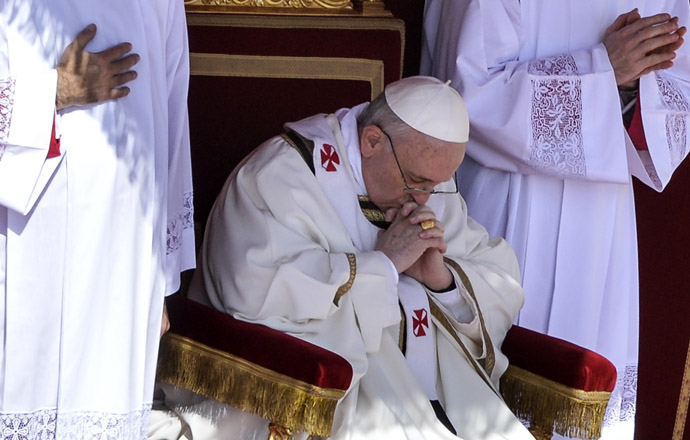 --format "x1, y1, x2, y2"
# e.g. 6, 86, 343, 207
640, 32, 683, 56
97, 42, 134, 62
408, 204, 434, 219
71, 23, 97, 51
409, 210, 436, 228
649, 27, 685, 55
625, 9, 641, 25
656, 36, 685, 54
399, 201, 419, 218
419, 221, 445, 237
110, 53, 140, 73
622, 13, 673, 37
384, 207, 399, 223
639, 59, 675, 77
108, 86, 131, 101
636, 19, 681, 44
644, 48, 677, 67
111, 70, 138, 87
420, 236, 448, 254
